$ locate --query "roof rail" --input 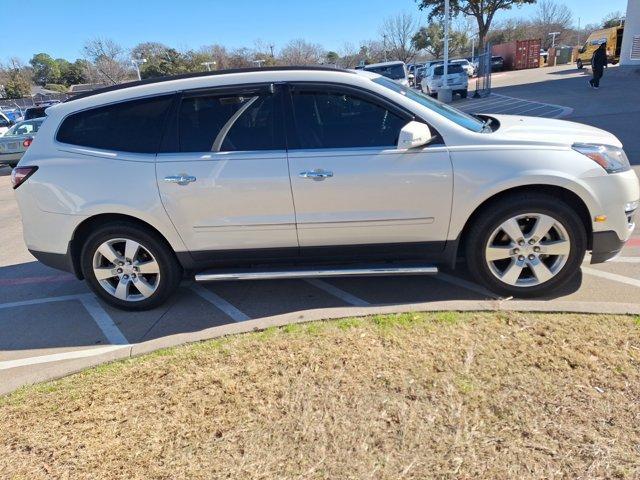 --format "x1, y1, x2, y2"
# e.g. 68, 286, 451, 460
65, 65, 352, 102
